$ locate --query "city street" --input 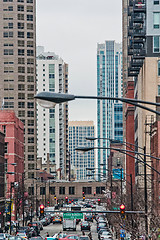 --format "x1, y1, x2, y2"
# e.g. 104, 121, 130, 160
40, 221, 98, 240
